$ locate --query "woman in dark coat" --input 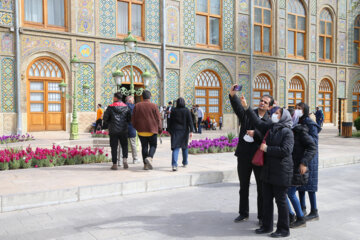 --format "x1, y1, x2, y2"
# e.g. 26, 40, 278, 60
286, 108, 317, 228
296, 102, 321, 221
241, 95, 294, 238
169, 97, 194, 171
